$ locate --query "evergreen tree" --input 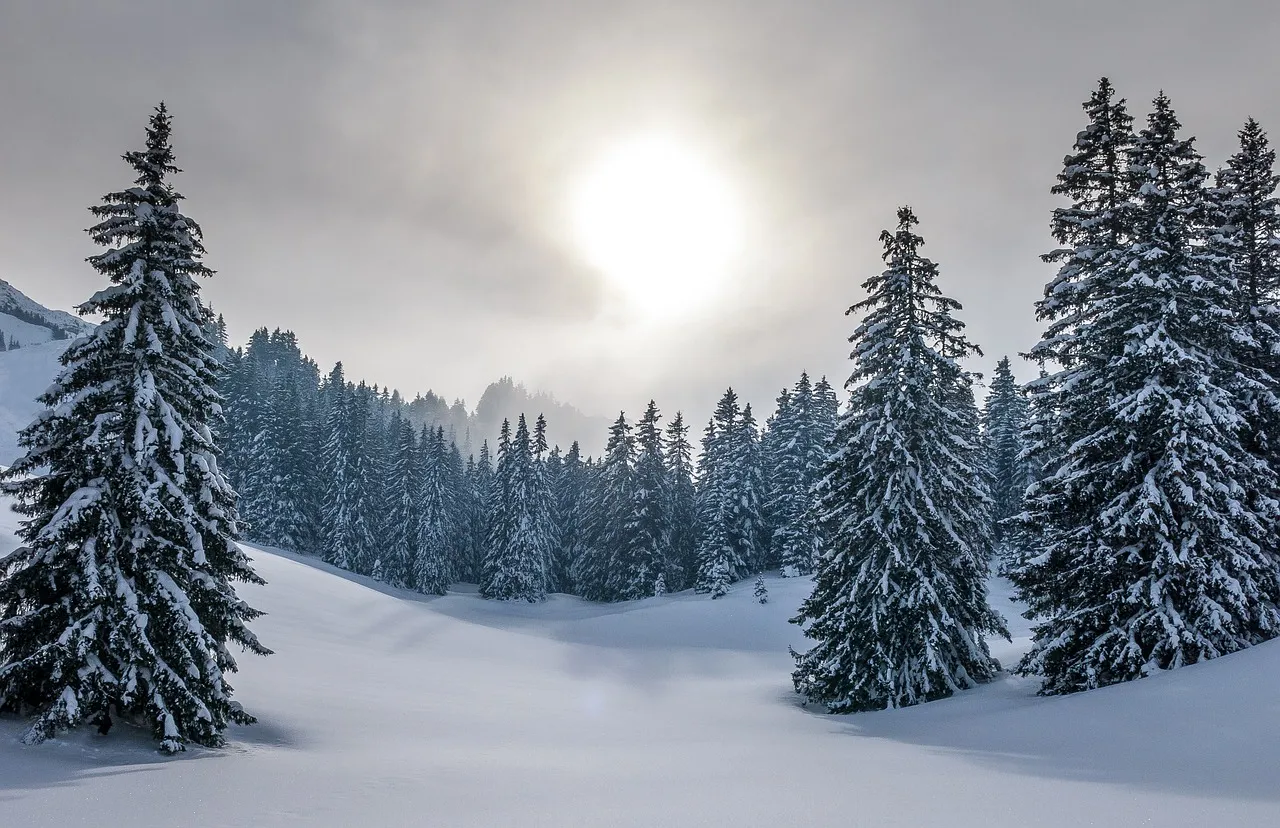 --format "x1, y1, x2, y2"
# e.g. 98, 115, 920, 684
627, 402, 670, 599
379, 416, 422, 589
694, 389, 764, 593
551, 441, 589, 594
792, 206, 1006, 713
663, 413, 698, 591
319, 364, 359, 569
0, 105, 269, 751
1210, 118, 1280, 473
767, 372, 827, 576
480, 416, 548, 601
416, 425, 453, 594
576, 413, 640, 602
694, 409, 737, 597
980, 357, 1029, 548
754, 574, 769, 604
1015, 93, 1280, 695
